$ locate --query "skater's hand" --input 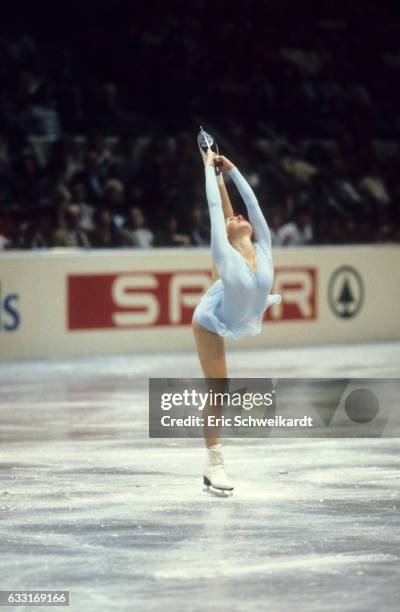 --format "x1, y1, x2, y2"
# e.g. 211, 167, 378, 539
214, 155, 234, 173
205, 148, 215, 167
